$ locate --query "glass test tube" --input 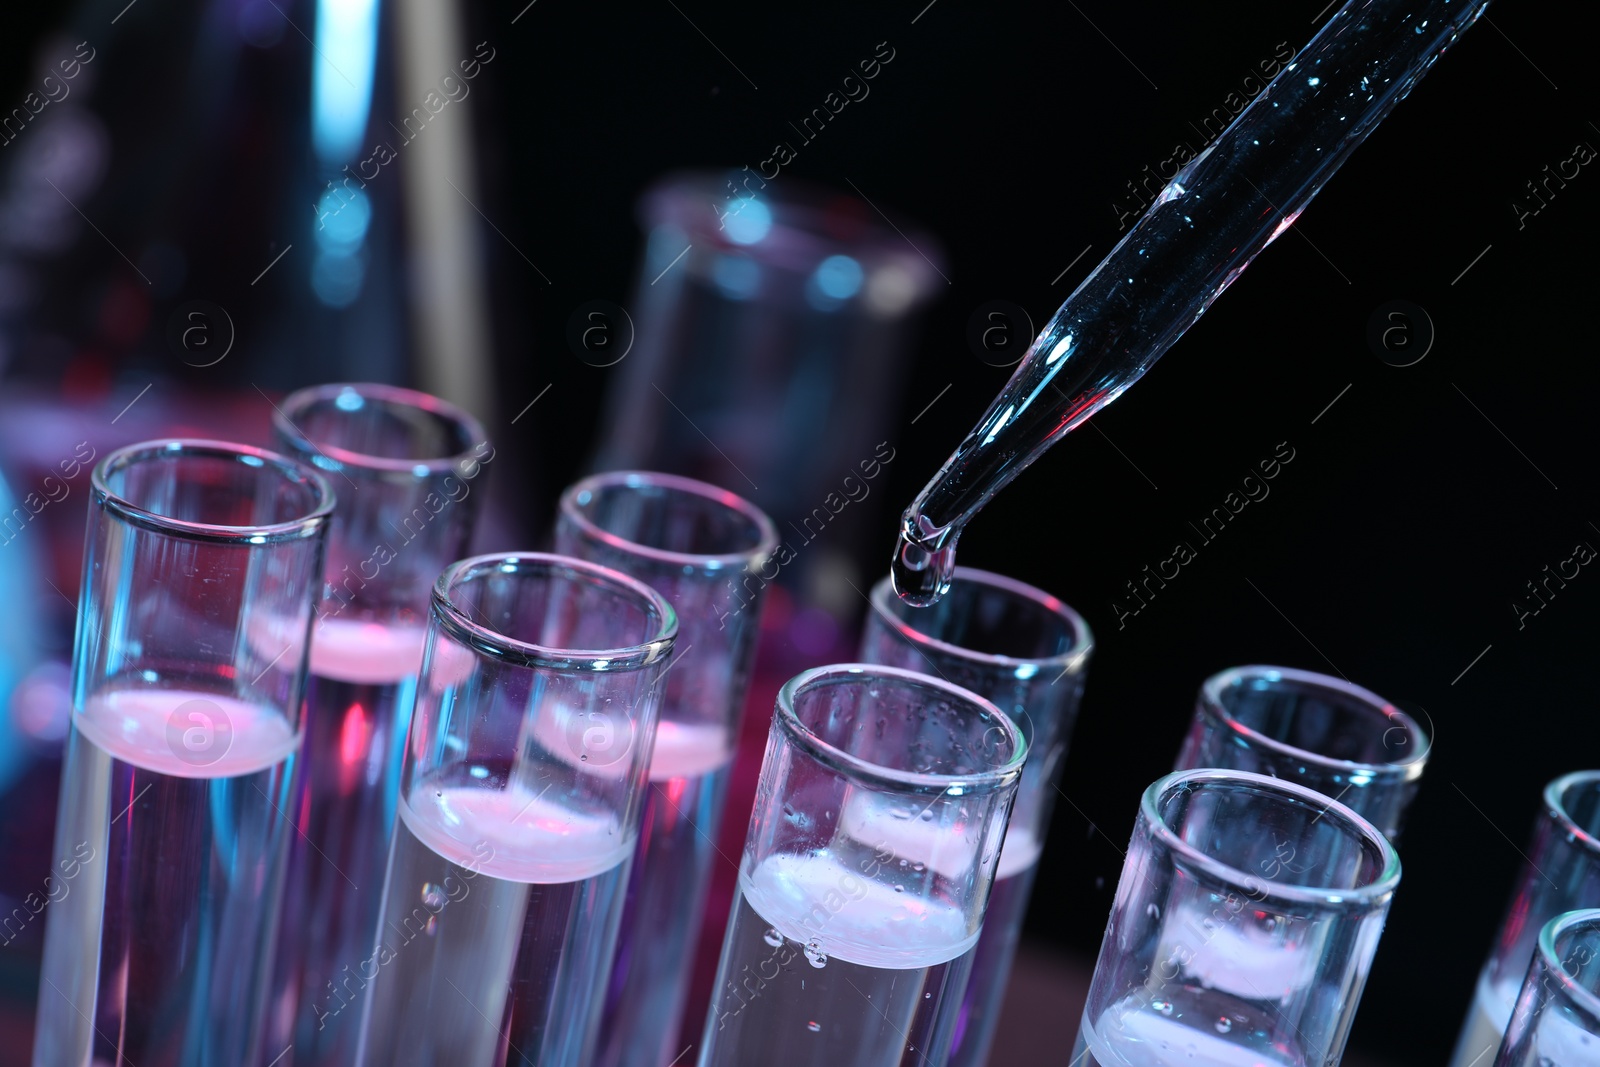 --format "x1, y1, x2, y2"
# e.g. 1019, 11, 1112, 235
33, 440, 333, 1067
354, 553, 676, 1067
1451, 772, 1600, 1067
859, 568, 1091, 1067
1494, 909, 1600, 1065
1071, 769, 1401, 1067
1177, 665, 1430, 844
698, 663, 1026, 1067
265, 383, 490, 1066
555, 471, 777, 1067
